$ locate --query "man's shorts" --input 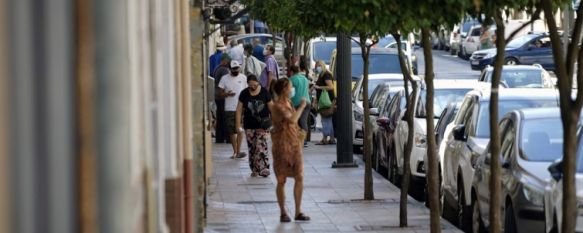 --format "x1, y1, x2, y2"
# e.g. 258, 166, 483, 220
225, 111, 238, 135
